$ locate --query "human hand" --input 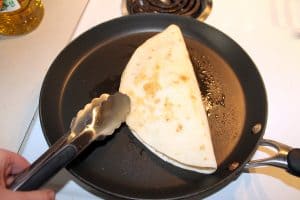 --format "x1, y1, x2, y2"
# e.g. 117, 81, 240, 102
0, 149, 55, 200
